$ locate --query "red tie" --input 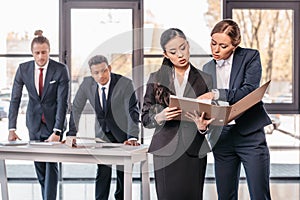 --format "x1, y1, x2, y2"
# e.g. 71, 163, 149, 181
39, 68, 46, 123
39, 68, 44, 97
